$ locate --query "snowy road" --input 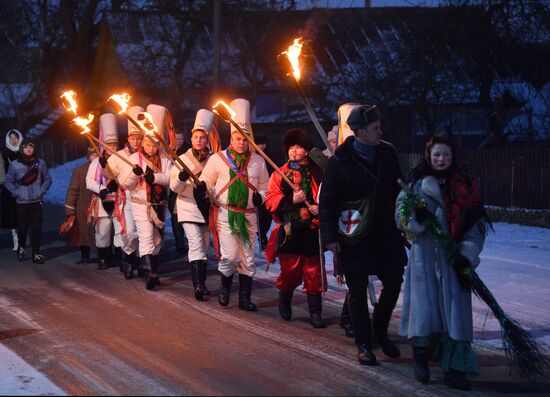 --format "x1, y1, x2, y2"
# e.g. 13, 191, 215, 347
1, 199, 549, 395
